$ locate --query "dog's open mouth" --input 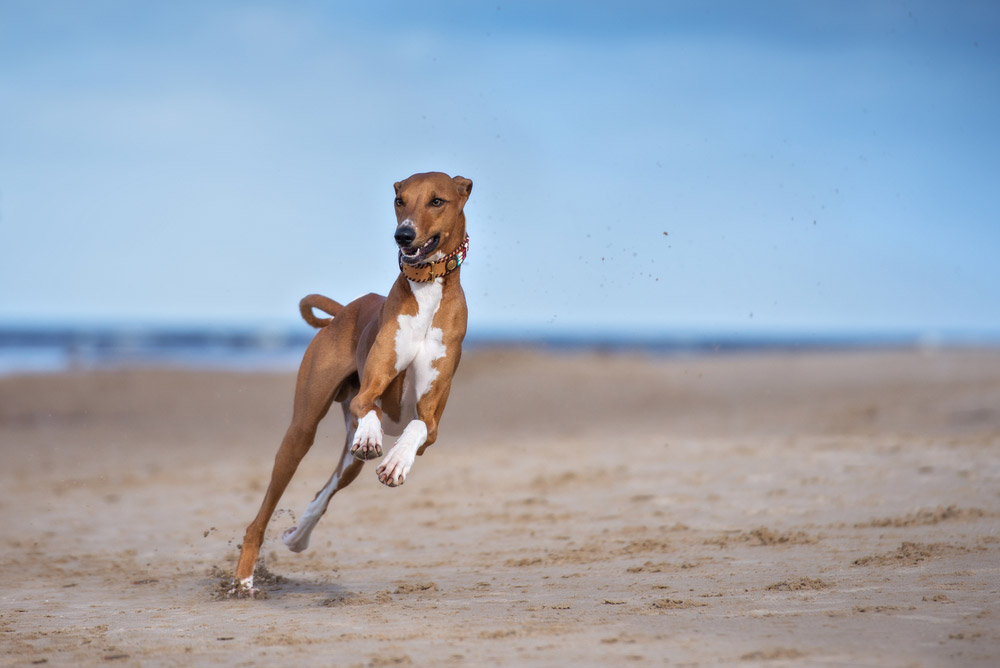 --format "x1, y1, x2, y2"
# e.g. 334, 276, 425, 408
399, 234, 440, 265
